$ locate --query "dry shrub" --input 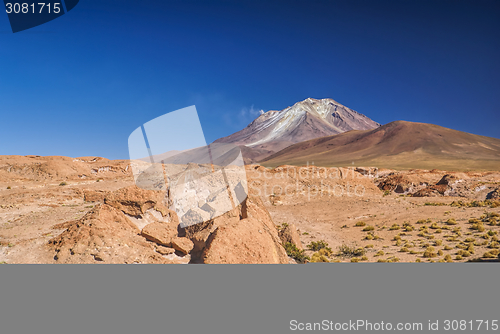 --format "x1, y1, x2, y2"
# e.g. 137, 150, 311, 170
423, 246, 437, 258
